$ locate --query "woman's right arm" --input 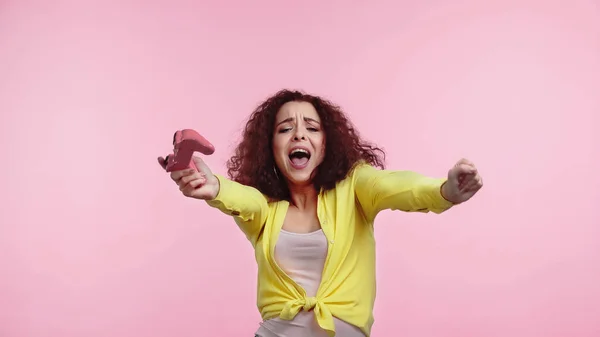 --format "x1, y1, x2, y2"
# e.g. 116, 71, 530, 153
205, 174, 269, 246
167, 155, 269, 246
